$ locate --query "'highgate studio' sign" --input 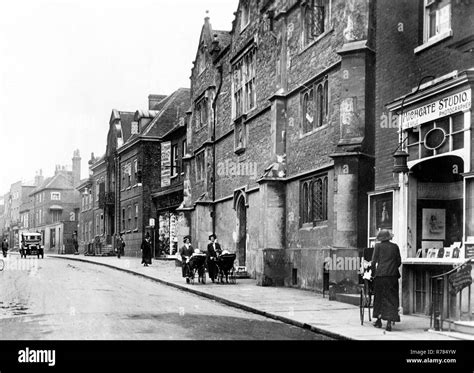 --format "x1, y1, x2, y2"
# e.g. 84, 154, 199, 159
401, 89, 471, 129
